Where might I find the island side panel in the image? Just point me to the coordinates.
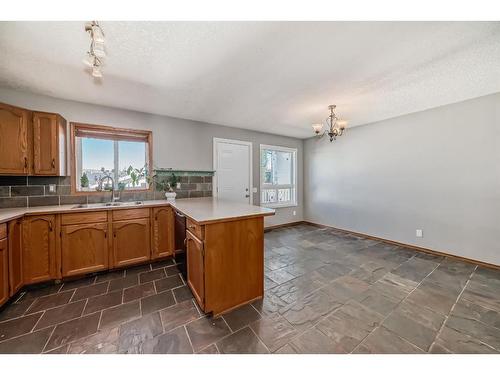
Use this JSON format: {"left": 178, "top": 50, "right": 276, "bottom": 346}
{"left": 204, "top": 216, "right": 264, "bottom": 315}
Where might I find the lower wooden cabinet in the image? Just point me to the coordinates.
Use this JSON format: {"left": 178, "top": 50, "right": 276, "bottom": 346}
{"left": 61, "top": 223, "right": 109, "bottom": 277}
{"left": 0, "top": 238, "right": 8, "bottom": 306}
{"left": 151, "top": 207, "right": 174, "bottom": 259}
{"left": 22, "top": 215, "right": 57, "bottom": 285}
{"left": 8, "top": 219, "right": 23, "bottom": 296}
{"left": 113, "top": 218, "right": 151, "bottom": 268}
{"left": 186, "top": 230, "right": 205, "bottom": 309}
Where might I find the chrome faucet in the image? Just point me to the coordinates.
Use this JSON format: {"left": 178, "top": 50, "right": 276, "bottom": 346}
{"left": 99, "top": 175, "right": 120, "bottom": 204}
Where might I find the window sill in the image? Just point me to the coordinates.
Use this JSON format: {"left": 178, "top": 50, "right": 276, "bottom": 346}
{"left": 261, "top": 203, "right": 298, "bottom": 209}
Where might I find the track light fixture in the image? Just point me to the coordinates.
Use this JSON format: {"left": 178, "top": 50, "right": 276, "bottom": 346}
{"left": 83, "top": 21, "right": 106, "bottom": 79}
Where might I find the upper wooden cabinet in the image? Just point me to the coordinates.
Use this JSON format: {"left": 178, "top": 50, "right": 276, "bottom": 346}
{"left": 22, "top": 215, "right": 57, "bottom": 285}
{"left": 33, "top": 112, "right": 67, "bottom": 176}
{"left": 8, "top": 219, "right": 23, "bottom": 296}
{"left": 112, "top": 218, "right": 151, "bottom": 268}
{"left": 152, "top": 207, "right": 174, "bottom": 259}
{"left": 0, "top": 102, "right": 30, "bottom": 175}
{"left": 0, "top": 102, "right": 67, "bottom": 176}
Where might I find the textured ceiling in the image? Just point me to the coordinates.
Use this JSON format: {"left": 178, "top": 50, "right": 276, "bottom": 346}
{"left": 1, "top": 21, "right": 499, "bottom": 138}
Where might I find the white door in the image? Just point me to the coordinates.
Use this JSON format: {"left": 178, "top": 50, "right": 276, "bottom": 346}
{"left": 213, "top": 138, "right": 252, "bottom": 204}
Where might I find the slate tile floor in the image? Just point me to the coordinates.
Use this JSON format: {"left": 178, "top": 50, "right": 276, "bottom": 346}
{"left": 1, "top": 224, "right": 500, "bottom": 354}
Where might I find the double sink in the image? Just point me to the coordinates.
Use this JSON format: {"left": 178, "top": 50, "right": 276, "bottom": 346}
{"left": 72, "top": 201, "right": 144, "bottom": 209}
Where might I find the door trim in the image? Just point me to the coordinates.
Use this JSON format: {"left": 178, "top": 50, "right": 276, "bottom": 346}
{"left": 213, "top": 137, "right": 253, "bottom": 205}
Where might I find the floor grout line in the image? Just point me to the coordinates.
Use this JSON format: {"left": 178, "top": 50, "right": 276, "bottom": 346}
{"left": 349, "top": 257, "right": 443, "bottom": 353}
{"left": 425, "top": 265, "right": 499, "bottom": 353}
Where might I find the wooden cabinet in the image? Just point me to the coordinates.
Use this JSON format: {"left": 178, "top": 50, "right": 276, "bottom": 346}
{"left": 61, "top": 223, "right": 109, "bottom": 277}
{"left": 32, "top": 112, "right": 66, "bottom": 176}
{"left": 186, "top": 230, "right": 205, "bottom": 310}
{"left": 0, "top": 102, "right": 67, "bottom": 176}
{"left": 22, "top": 215, "right": 57, "bottom": 284}
{"left": 8, "top": 219, "right": 23, "bottom": 296}
{"left": 0, "top": 102, "right": 30, "bottom": 175}
{"left": 112, "top": 218, "right": 151, "bottom": 268}
{"left": 152, "top": 207, "right": 174, "bottom": 259}
{"left": 0, "top": 224, "right": 8, "bottom": 307}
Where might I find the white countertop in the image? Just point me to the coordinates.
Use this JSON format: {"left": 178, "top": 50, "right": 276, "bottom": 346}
{"left": 0, "top": 197, "right": 275, "bottom": 225}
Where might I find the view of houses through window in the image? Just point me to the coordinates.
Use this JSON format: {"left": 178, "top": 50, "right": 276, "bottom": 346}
{"left": 73, "top": 124, "right": 151, "bottom": 192}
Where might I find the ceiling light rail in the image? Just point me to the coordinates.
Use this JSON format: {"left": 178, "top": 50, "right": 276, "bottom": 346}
{"left": 82, "top": 21, "right": 106, "bottom": 78}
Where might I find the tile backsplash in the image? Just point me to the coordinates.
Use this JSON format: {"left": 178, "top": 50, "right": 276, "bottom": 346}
{"left": 0, "top": 174, "right": 212, "bottom": 209}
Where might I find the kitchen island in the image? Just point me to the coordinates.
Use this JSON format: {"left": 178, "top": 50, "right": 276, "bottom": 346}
{"left": 0, "top": 198, "right": 274, "bottom": 316}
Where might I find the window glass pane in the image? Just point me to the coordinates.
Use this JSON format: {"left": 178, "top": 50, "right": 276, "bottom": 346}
{"left": 277, "top": 188, "right": 292, "bottom": 203}
{"left": 261, "top": 189, "right": 277, "bottom": 204}
{"left": 275, "top": 151, "right": 292, "bottom": 185}
{"left": 78, "top": 137, "right": 114, "bottom": 191}
{"left": 261, "top": 149, "right": 293, "bottom": 186}
{"left": 118, "top": 141, "right": 148, "bottom": 189}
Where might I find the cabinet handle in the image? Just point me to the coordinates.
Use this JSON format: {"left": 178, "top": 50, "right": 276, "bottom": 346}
{"left": 104, "top": 231, "right": 107, "bottom": 238}
{"left": 51, "top": 158, "right": 56, "bottom": 169}
{"left": 24, "top": 157, "right": 28, "bottom": 170}
{"left": 48, "top": 221, "right": 53, "bottom": 232}
{"left": 155, "top": 214, "right": 158, "bottom": 221}
{"left": 188, "top": 225, "right": 195, "bottom": 229}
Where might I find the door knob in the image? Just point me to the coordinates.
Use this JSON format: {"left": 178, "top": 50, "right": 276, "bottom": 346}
{"left": 245, "top": 194, "right": 250, "bottom": 198}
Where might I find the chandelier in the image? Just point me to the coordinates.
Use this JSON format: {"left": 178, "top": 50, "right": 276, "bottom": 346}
{"left": 312, "top": 104, "right": 347, "bottom": 142}
{"left": 82, "top": 21, "right": 106, "bottom": 78}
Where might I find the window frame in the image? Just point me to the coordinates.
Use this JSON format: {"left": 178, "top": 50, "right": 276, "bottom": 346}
{"left": 259, "top": 144, "right": 297, "bottom": 208}
{"left": 70, "top": 122, "right": 153, "bottom": 195}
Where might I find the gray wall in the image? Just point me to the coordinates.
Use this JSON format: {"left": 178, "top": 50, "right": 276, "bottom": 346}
{"left": 0, "top": 87, "right": 303, "bottom": 227}
{"left": 304, "top": 93, "right": 500, "bottom": 265}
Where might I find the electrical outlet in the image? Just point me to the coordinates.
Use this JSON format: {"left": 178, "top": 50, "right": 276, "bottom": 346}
{"left": 416, "top": 229, "right": 423, "bottom": 238}
{"left": 293, "top": 210, "right": 296, "bottom": 216}
{"left": 252, "top": 187, "right": 258, "bottom": 193}
{"left": 48, "top": 184, "right": 56, "bottom": 193}
{"left": 176, "top": 182, "right": 181, "bottom": 189}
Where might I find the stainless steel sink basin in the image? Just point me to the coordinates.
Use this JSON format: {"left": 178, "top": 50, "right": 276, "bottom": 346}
{"left": 72, "top": 201, "right": 143, "bottom": 209}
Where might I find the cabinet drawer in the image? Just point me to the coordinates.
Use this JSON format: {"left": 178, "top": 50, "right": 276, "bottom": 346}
{"left": 0, "top": 223, "right": 6, "bottom": 240}
{"left": 112, "top": 208, "right": 150, "bottom": 221}
{"left": 187, "top": 217, "right": 204, "bottom": 240}
{"left": 61, "top": 211, "right": 108, "bottom": 225}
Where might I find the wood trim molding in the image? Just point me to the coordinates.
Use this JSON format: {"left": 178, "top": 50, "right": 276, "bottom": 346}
{"left": 264, "top": 221, "right": 307, "bottom": 232}
{"left": 304, "top": 221, "right": 500, "bottom": 271}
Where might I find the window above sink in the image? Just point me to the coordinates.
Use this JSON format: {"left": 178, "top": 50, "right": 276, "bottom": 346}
{"left": 70, "top": 123, "right": 153, "bottom": 195}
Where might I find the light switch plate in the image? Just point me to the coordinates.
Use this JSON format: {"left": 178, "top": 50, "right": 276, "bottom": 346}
{"left": 252, "top": 187, "right": 258, "bottom": 193}
{"left": 416, "top": 229, "right": 423, "bottom": 238}
{"left": 48, "top": 184, "right": 56, "bottom": 193}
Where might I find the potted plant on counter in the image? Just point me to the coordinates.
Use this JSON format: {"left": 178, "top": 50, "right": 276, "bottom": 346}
{"left": 148, "top": 172, "right": 178, "bottom": 201}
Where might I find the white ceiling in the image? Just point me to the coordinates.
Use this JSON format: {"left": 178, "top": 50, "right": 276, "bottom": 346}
{"left": 1, "top": 21, "right": 499, "bottom": 138}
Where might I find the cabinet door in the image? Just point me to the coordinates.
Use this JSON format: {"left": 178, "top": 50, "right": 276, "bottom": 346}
{"left": 0, "top": 103, "right": 29, "bottom": 175}
{"left": 112, "top": 218, "right": 150, "bottom": 268}
{"left": 33, "top": 112, "right": 58, "bottom": 175}
{"left": 0, "top": 238, "right": 8, "bottom": 307}
{"left": 151, "top": 207, "right": 174, "bottom": 259}
{"left": 61, "top": 223, "right": 109, "bottom": 277}
{"left": 22, "top": 215, "right": 57, "bottom": 284}
{"left": 8, "top": 219, "right": 23, "bottom": 296}
{"left": 186, "top": 230, "right": 205, "bottom": 310}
